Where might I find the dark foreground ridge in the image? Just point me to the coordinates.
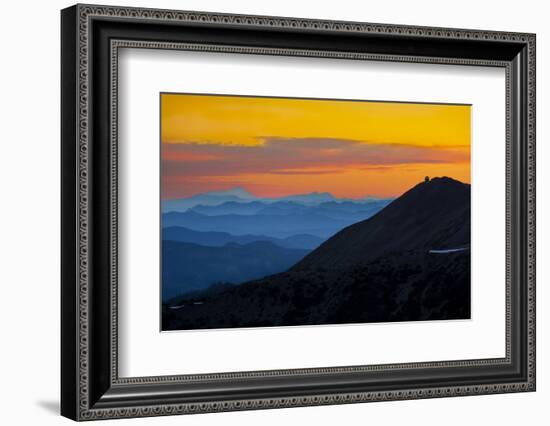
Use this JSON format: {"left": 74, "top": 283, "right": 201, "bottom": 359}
{"left": 163, "top": 177, "right": 471, "bottom": 330}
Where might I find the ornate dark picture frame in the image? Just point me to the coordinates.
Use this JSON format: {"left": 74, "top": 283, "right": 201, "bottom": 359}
{"left": 61, "top": 4, "right": 536, "bottom": 421}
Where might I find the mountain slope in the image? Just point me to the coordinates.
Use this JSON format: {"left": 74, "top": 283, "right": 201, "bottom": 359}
{"left": 294, "top": 177, "right": 470, "bottom": 270}
{"left": 163, "top": 250, "right": 470, "bottom": 329}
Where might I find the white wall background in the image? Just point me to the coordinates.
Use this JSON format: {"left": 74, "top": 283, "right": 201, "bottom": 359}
{"left": 0, "top": 0, "right": 546, "bottom": 424}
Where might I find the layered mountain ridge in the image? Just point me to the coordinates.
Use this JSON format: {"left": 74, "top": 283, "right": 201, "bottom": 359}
{"left": 161, "top": 189, "right": 393, "bottom": 299}
{"left": 162, "top": 187, "right": 393, "bottom": 212}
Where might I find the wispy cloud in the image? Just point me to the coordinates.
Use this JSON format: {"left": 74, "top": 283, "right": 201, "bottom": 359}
{"left": 162, "top": 137, "right": 468, "bottom": 179}
{"left": 266, "top": 169, "right": 343, "bottom": 175}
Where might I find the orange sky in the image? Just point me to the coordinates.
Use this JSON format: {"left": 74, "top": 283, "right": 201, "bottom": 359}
{"left": 161, "top": 93, "right": 471, "bottom": 199}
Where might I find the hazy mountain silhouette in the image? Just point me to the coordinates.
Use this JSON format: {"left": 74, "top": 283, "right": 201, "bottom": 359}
{"left": 162, "top": 188, "right": 393, "bottom": 213}
{"left": 185, "top": 199, "right": 392, "bottom": 224}
{"left": 162, "top": 199, "right": 392, "bottom": 239}
{"left": 163, "top": 177, "right": 471, "bottom": 330}
{"left": 274, "top": 191, "right": 335, "bottom": 205}
{"left": 162, "top": 240, "right": 310, "bottom": 300}
{"left": 162, "top": 210, "right": 353, "bottom": 239}
{"left": 190, "top": 201, "right": 268, "bottom": 216}
{"left": 162, "top": 187, "right": 256, "bottom": 212}
{"left": 163, "top": 226, "right": 324, "bottom": 250}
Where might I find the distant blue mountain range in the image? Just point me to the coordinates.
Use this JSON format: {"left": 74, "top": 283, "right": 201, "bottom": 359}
{"left": 162, "top": 187, "right": 391, "bottom": 212}
{"left": 188, "top": 199, "right": 389, "bottom": 221}
{"left": 162, "top": 189, "right": 392, "bottom": 239}
{"left": 161, "top": 188, "right": 394, "bottom": 299}
{"left": 163, "top": 210, "right": 355, "bottom": 239}
{"left": 163, "top": 226, "right": 323, "bottom": 250}
{"left": 163, "top": 187, "right": 256, "bottom": 212}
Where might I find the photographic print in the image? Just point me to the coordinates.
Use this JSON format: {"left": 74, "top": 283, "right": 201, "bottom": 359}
{"left": 61, "top": 7, "right": 536, "bottom": 418}
{"left": 160, "top": 93, "right": 471, "bottom": 331}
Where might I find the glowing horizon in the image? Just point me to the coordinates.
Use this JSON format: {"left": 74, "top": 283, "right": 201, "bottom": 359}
{"left": 161, "top": 93, "right": 471, "bottom": 199}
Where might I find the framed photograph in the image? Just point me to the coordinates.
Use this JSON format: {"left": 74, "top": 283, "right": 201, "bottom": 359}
{"left": 61, "top": 4, "right": 536, "bottom": 421}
